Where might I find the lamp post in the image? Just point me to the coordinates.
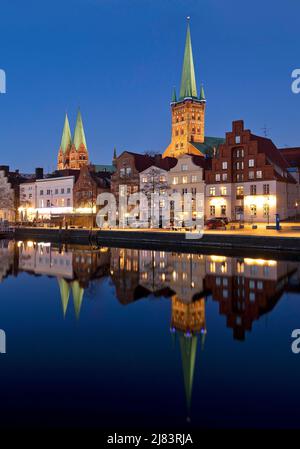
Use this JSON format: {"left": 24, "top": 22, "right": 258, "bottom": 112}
{"left": 295, "top": 201, "right": 298, "bottom": 221}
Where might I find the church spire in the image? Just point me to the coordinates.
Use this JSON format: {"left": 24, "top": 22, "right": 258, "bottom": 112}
{"left": 73, "top": 109, "right": 87, "bottom": 151}
{"left": 199, "top": 83, "right": 206, "bottom": 102}
{"left": 60, "top": 113, "right": 72, "bottom": 154}
{"left": 179, "top": 18, "right": 198, "bottom": 100}
{"left": 171, "top": 86, "right": 177, "bottom": 103}
{"left": 179, "top": 334, "right": 198, "bottom": 414}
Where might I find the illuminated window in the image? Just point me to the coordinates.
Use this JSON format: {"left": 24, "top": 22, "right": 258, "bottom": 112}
{"left": 249, "top": 159, "right": 254, "bottom": 167}
{"left": 237, "top": 260, "right": 244, "bottom": 273}
{"left": 263, "top": 204, "right": 269, "bottom": 218}
{"left": 250, "top": 204, "right": 257, "bottom": 216}
{"left": 209, "top": 262, "right": 216, "bottom": 273}
{"left": 215, "top": 174, "right": 221, "bottom": 182}
{"left": 142, "top": 176, "right": 147, "bottom": 183}
{"left": 159, "top": 175, "right": 166, "bottom": 182}
{"left": 222, "top": 173, "right": 227, "bottom": 181}
{"left": 221, "top": 262, "right": 227, "bottom": 273}
{"left": 172, "top": 177, "right": 178, "bottom": 185}
{"left": 191, "top": 175, "right": 197, "bottom": 183}
{"left": 256, "top": 170, "right": 262, "bottom": 179}
{"left": 220, "top": 186, "right": 227, "bottom": 195}
{"left": 222, "top": 161, "right": 227, "bottom": 170}
{"left": 182, "top": 176, "right": 188, "bottom": 184}
{"left": 235, "top": 136, "right": 241, "bottom": 144}
{"left": 236, "top": 186, "right": 244, "bottom": 196}
{"left": 209, "top": 187, "right": 216, "bottom": 196}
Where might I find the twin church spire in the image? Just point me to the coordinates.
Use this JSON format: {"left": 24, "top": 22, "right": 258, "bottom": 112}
{"left": 57, "top": 110, "right": 89, "bottom": 170}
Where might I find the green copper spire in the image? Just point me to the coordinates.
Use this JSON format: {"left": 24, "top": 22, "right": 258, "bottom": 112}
{"left": 199, "top": 84, "right": 206, "bottom": 101}
{"left": 72, "top": 281, "right": 84, "bottom": 319}
{"left": 73, "top": 109, "right": 87, "bottom": 151}
{"left": 172, "top": 86, "right": 177, "bottom": 103}
{"left": 60, "top": 114, "right": 72, "bottom": 154}
{"left": 58, "top": 278, "right": 70, "bottom": 317}
{"left": 179, "top": 334, "right": 198, "bottom": 413}
{"left": 179, "top": 20, "right": 198, "bottom": 100}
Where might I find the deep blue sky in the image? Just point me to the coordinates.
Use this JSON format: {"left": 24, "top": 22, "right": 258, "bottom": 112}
{"left": 0, "top": 0, "right": 299, "bottom": 172}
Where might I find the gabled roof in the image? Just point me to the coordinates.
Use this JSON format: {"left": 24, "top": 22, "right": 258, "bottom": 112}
{"left": 279, "top": 147, "right": 300, "bottom": 168}
{"left": 250, "top": 134, "right": 290, "bottom": 171}
{"left": 119, "top": 151, "right": 177, "bottom": 173}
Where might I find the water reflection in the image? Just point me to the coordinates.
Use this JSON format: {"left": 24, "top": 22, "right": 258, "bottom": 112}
{"left": 0, "top": 240, "right": 298, "bottom": 338}
{"left": 1, "top": 239, "right": 300, "bottom": 423}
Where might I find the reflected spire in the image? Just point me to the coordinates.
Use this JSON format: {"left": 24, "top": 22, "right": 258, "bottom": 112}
{"left": 179, "top": 334, "right": 198, "bottom": 414}
{"left": 72, "top": 281, "right": 84, "bottom": 319}
{"left": 58, "top": 278, "right": 70, "bottom": 317}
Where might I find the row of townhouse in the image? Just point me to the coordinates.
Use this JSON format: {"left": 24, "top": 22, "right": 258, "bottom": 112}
{"left": 111, "top": 120, "right": 300, "bottom": 224}
{"left": 18, "top": 165, "right": 112, "bottom": 225}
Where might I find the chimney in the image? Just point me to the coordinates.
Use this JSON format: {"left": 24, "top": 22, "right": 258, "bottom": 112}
{"left": 35, "top": 167, "right": 44, "bottom": 179}
{"left": 0, "top": 165, "right": 9, "bottom": 176}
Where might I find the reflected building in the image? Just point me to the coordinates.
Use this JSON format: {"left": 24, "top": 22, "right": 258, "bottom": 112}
{"left": 204, "top": 255, "right": 298, "bottom": 340}
{"left": 0, "top": 240, "right": 16, "bottom": 282}
{"left": 1, "top": 240, "right": 299, "bottom": 337}
{"left": 110, "top": 248, "right": 142, "bottom": 304}
{"left": 18, "top": 241, "right": 73, "bottom": 279}
{"left": 17, "top": 241, "right": 110, "bottom": 318}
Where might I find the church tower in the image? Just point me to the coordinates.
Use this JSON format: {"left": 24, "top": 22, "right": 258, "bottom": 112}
{"left": 163, "top": 19, "right": 206, "bottom": 159}
{"left": 69, "top": 110, "right": 89, "bottom": 170}
{"left": 57, "top": 114, "right": 72, "bottom": 170}
{"left": 57, "top": 110, "right": 89, "bottom": 170}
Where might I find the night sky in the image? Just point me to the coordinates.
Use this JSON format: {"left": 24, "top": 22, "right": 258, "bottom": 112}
{"left": 0, "top": 0, "right": 299, "bottom": 172}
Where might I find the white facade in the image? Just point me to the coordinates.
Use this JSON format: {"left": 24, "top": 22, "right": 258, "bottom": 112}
{"left": 19, "top": 176, "right": 74, "bottom": 220}
{"left": 205, "top": 179, "right": 299, "bottom": 223}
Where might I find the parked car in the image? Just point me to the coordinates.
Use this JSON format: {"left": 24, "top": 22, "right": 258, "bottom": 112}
{"left": 205, "top": 217, "right": 228, "bottom": 229}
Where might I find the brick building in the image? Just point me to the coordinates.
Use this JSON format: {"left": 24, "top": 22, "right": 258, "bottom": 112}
{"left": 57, "top": 111, "right": 89, "bottom": 170}
{"left": 205, "top": 120, "right": 299, "bottom": 222}
{"left": 73, "top": 165, "right": 111, "bottom": 226}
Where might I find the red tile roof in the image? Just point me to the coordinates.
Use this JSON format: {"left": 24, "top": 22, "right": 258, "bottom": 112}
{"left": 250, "top": 134, "right": 290, "bottom": 171}
{"left": 123, "top": 151, "right": 177, "bottom": 172}
{"left": 279, "top": 147, "right": 300, "bottom": 168}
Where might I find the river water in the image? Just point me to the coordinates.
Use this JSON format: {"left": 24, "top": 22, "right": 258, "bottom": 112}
{"left": 0, "top": 239, "right": 299, "bottom": 429}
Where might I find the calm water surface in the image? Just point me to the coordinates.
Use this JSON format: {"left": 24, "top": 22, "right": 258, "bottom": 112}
{"left": 0, "top": 239, "right": 300, "bottom": 429}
